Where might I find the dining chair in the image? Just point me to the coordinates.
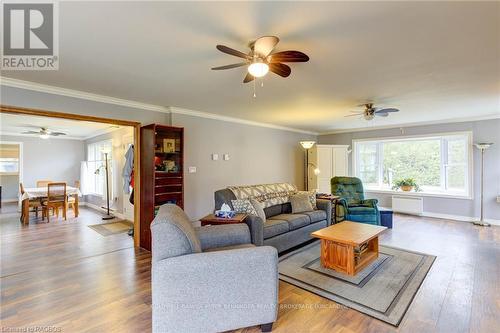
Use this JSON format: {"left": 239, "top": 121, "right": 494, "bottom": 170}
{"left": 36, "top": 180, "right": 54, "bottom": 188}
{"left": 19, "top": 183, "right": 42, "bottom": 218}
{"left": 42, "top": 183, "right": 67, "bottom": 222}
{"left": 67, "top": 180, "right": 80, "bottom": 216}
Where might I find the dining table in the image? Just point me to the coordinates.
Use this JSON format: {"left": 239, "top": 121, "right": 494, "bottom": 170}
{"left": 19, "top": 186, "right": 82, "bottom": 224}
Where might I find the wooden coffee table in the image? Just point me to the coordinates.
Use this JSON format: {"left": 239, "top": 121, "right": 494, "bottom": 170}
{"left": 311, "top": 221, "right": 387, "bottom": 276}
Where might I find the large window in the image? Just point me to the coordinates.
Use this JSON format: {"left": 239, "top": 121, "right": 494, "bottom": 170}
{"left": 0, "top": 144, "right": 20, "bottom": 174}
{"left": 353, "top": 132, "right": 472, "bottom": 197}
{"left": 87, "top": 140, "right": 113, "bottom": 196}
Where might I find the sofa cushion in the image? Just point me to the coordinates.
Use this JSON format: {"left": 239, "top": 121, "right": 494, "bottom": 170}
{"left": 269, "top": 214, "right": 310, "bottom": 231}
{"left": 290, "top": 193, "right": 313, "bottom": 213}
{"left": 348, "top": 206, "right": 377, "bottom": 215}
{"left": 303, "top": 210, "right": 327, "bottom": 223}
{"left": 231, "top": 199, "right": 258, "bottom": 215}
{"left": 264, "top": 204, "right": 283, "bottom": 218}
{"left": 250, "top": 198, "right": 266, "bottom": 222}
{"left": 263, "top": 219, "right": 290, "bottom": 239}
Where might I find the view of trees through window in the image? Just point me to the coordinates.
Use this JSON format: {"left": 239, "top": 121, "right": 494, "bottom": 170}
{"left": 354, "top": 133, "right": 470, "bottom": 195}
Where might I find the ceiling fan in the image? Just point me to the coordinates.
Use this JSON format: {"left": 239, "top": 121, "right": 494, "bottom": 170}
{"left": 21, "top": 127, "right": 67, "bottom": 139}
{"left": 212, "top": 36, "right": 309, "bottom": 83}
{"left": 345, "top": 103, "right": 400, "bottom": 121}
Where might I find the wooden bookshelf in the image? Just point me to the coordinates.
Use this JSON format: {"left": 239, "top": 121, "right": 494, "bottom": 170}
{"left": 139, "top": 124, "right": 184, "bottom": 250}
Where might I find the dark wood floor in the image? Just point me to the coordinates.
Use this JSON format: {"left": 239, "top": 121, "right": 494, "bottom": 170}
{"left": 1, "top": 204, "right": 498, "bottom": 333}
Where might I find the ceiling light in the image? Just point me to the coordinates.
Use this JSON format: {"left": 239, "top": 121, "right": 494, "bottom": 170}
{"left": 248, "top": 61, "right": 269, "bottom": 78}
{"left": 40, "top": 133, "right": 49, "bottom": 139}
{"left": 364, "top": 113, "right": 375, "bottom": 121}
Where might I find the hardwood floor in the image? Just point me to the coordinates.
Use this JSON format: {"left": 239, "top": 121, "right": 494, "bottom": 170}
{"left": 1, "top": 204, "right": 498, "bottom": 333}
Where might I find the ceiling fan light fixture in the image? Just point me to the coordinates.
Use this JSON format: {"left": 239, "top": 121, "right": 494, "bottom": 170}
{"left": 248, "top": 61, "right": 269, "bottom": 78}
{"left": 40, "top": 133, "right": 50, "bottom": 139}
{"left": 364, "top": 113, "right": 375, "bottom": 121}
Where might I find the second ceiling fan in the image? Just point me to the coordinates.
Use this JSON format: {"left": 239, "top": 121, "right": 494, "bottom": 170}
{"left": 212, "top": 36, "right": 309, "bottom": 83}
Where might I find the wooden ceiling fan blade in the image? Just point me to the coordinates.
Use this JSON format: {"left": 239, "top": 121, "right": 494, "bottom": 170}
{"left": 216, "top": 45, "right": 250, "bottom": 59}
{"left": 253, "top": 36, "right": 280, "bottom": 57}
{"left": 243, "top": 73, "right": 255, "bottom": 83}
{"left": 211, "top": 62, "right": 248, "bottom": 70}
{"left": 376, "top": 108, "right": 399, "bottom": 113}
{"left": 269, "top": 63, "right": 291, "bottom": 77}
{"left": 268, "top": 51, "right": 309, "bottom": 63}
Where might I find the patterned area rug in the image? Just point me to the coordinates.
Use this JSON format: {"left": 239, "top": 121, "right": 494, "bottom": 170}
{"left": 88, "top": 220, "right": 133, "bottom": 236}
{"left": 279, "top": 241, "right": 435, "bottom": 326}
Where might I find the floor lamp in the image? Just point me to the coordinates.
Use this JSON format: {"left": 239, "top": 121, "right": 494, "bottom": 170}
{"left": 300, "top": 141, "right": 316, "bottom": 190}
{"left": 473, "top": 142, "right": 493, "bottom": 227}
{"left": 95, "top": 151, "right": 114, "bottom": 220}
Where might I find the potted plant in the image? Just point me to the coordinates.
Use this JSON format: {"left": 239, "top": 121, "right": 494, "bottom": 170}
{"left": 392, "top": 178, "right": 420, "bottom": 192}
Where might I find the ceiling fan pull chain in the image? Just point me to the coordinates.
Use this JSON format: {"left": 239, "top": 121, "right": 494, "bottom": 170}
{"left": 253, "top": 79, "right": 256, "bottom": 98}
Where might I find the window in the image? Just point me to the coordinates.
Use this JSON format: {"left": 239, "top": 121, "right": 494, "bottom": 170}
{"left": 0, "top": 144, "right": 20, "bottom": 174}
{"left": 86, "top": 140, "right": 112, "bottom": 196}
{"left": 353, "top": 132, "right": 472, "bottom": 197}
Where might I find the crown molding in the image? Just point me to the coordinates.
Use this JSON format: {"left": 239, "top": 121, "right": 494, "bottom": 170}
{"left": 169, "top": 107, "right": 318, "bottom": 135}
{"left": 319, "top": 113, "right": 500, "bottom": 135}
{"left": 1, "top": 77, "right": 318, "bottom": 135}
{"left": 0, "top": 77, "right": 169, "bottom": 113}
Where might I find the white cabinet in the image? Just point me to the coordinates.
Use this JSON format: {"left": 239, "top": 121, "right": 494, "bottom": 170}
{"left": 307, "top": 145, "right": 349, "bottom": 193}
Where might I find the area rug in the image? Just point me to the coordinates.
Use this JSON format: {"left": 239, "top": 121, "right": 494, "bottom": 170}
{"left": 88, "top": 220, "right": 133, "bottom": 236}
{"left": 278, "top": 241, "right": 435, "bottom": 326}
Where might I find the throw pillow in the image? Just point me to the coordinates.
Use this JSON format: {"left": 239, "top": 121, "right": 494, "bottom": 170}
{"left": 231, "top": 199, "right": 258, "bottom": 216}
{"left": 290, "top": 193, "right": 314, "bottom": 213}
{"left": 297, "top": 190, "right": 317, "bottom": 209}
{"left": 250, "top": 198, "right": 266, "bottom": 222}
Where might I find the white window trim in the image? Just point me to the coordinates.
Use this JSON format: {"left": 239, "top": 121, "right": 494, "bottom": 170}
{"left": 352, "top": 131, "right": 473, "bottom": 200}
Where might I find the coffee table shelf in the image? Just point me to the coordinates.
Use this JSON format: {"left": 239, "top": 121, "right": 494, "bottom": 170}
{"left": 312, "top": 221, "right": 387, "bottom": 276}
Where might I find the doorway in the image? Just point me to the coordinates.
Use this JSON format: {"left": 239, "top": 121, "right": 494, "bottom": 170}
{"left": 0, "top": 105, "right": 141, "bottom": 247}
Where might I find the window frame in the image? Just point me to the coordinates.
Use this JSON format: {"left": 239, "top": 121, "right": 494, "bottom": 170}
{"left": 352, "top": 131, "right": 473, "bottom": 200}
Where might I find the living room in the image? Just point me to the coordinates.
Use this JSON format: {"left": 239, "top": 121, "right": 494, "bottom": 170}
{"left": 0, "top": 1, "right": 499, "bottom": 333}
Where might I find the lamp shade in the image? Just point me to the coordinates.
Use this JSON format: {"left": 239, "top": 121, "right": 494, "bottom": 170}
{"left": 474, "top": 143, "right": 493, "bottom": 150}
{"left": 300, "top": 141, "right": 316, "bottom": 149}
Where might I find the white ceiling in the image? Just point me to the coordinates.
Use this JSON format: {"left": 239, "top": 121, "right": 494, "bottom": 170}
{"left": 0, "top": 113, "right": 122, "bottom": 140}
{"left": 1, "top": 1, "right": 499, "bottom": 133}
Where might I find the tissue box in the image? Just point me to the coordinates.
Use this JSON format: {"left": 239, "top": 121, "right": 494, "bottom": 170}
{"left": 215, "top": 210, "right": 236, "bottom": 218}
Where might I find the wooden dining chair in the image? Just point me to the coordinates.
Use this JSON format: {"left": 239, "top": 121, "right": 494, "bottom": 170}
{"left": 42, "top": 183, "right": 67, "bottom": 222}
{"left": 67, "top": 180, "right": 80, "bottom": 216}
{"left": 19, "top": 183, "right": 42, "bottom": 218}
{"left": 36, "top": 180, "right": 54, "bottom": 188}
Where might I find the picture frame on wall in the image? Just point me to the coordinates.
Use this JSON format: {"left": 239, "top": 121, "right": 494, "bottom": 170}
{"left": 163, "top": 139, "right": 176, "bottom": 153}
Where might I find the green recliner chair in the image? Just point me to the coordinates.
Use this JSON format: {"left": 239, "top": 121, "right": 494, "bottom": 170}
{"left": 331, "top": 176, "right": 380, "bottom": 225}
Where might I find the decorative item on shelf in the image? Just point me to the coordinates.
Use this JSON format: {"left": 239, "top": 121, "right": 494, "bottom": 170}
{"left": 473, "top": 142, "right": 494, "bottom": 227}
{"left": 163, "top": 139, "right": 176, "bottom": 153}
{"left": 392, "top": 178, "right": 420, "bottom": 192}
{"left": 164, "top": 160, "right": 176, "bottom": 172}
{"left": 215, "top": 203, "right": 236, "bottom": 218}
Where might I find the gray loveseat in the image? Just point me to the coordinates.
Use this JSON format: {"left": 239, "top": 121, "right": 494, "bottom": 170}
{"left": 215, "top": 187, "right": 332, "bottom": 253}
{"left": 151, "top": 204, "right": 278, "bottom": 333}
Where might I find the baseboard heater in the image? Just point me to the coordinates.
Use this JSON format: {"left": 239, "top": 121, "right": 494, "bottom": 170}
{"left": 392, "top": 196, "right": 423, "bottom": 215}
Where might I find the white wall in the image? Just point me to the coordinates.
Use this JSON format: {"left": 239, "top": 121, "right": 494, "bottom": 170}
{"left": 319, "top": 118, "right": 500, "bottom": 221}
{"left": 1, "top": 86, "right": 313, "bottom": 221}
{"left": 0, "top": 135, "right": 85, "bottom": 198}
{"left": 171, "top": 113, "right": 313, "bottom": 219}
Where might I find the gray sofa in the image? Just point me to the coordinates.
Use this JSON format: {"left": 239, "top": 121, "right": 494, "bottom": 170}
{"left": 215, "top": 188, "right": 332, "bottom": 253}
{"left": 151, "top": 204, "right": 278, "bottom": 333}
